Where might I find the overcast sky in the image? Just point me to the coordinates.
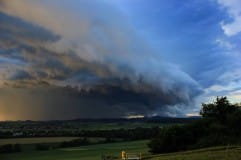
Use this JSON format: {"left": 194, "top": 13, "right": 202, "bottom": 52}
{"left": 0, "top": 0, "right": 240, "bottom": 120}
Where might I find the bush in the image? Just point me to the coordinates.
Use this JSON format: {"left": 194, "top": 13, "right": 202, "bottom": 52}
{"left": 59, "top": 138, "right": 90, "bottom": 148}
{"left": 35, "top": 144, "right": 50, "bottom": 151}
{"left": 0, "top": 144, "right": 13, "bottom": 153}
{"left": 148, "top": 97, "right": 241, "bottom": 154}
{"left": 0, "top": 144, "right": 21, "bottom": 153}
{"left": 194, "top": 135, "right": 228, "bottom": 148}
{"left": 200, "top": 97, "right": 237, "bottom": 122}
{"left": 148, "top": 125, "right": 194, "bottom": 153}
{"left": 13, "top": 144, "right": 21, "bottom": 152}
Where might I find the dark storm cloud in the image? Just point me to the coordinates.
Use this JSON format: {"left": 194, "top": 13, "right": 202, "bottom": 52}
{"left": 0, "top": 12, "right": 59, "bottom": 42}
{"left": 0, "top": 1, "right": 204, "bottom": 120}
{"left": 8, "top": 70, "right": 33, "bottom": 80}
{"left": 0, "top": 83, "right": 201, "bottom": 120}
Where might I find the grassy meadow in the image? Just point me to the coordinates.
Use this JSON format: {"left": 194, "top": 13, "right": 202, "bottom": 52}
{"left": 1, "top": 139, "right": 241, "bottom": 160}
{"left": 148, "top": 146, "right": 241, "bottom": 160}
{"left": 0, "top": 140, "right": 149, "bottom": 160}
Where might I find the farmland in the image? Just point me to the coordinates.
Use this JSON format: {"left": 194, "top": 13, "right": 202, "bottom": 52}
{"left": 0, "top": 140, "right": 149, "bottom": 160}
{"left": 0, "top": 118, "right": 191, "bottom": 160}
{"left": 2, "top": 114, "right": 241, "bottom": 160}
{"left": 1, "top": 140, "right": 241, "bottom": 160}
{"left": 0, "top": 118, "right": 196, "bottom": 138}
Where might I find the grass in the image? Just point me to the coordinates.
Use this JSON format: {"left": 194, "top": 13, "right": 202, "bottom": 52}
{"left": 1, "top": 139, "right": 241, "bottom": 160}
{"left": 0, "top": 140, "right": 149, "bottom": 160}
{"left": 147, "top": 146, "right": 241, "bottom": 160}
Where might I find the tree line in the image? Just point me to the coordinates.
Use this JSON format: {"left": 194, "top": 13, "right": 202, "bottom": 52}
{"left": 148, "top": 97, "right": 241, "bottom": 153}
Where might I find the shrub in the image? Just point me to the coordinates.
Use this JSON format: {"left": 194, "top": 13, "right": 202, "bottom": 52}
{"left": 148, "top": 97, "right": 241, "bottom": 154}
{"left": 13, "top": 144, "right": 21, "bottom": 152}
{"left": 148, "top": 125, "right": 194, "bottom": 153}
{"left": 59, "top": 138, "right": 90, "bottom": 148}
{"left": 35, "top": 144, "right": 50, "bottom": 151}
{"left": 0, "top": 144, "right": 21, "bottom": 153}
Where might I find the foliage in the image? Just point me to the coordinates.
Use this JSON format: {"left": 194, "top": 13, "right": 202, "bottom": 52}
{"left": 148, "top": 125, "right": 194, "bottom": 153}
{"left": 59, "top": 138, "right": 90, "bottom": 148}
{"left": 35, "top": 143, "right": 50, "bottom": 151}
{"left": 200, "top": 97, "right": 237, "bottom": 121}
{"left": 149, "top": 96, "right": 241, "bottom": 154}
{"left": 0, "top": 144, "right": 22, "bottom": 153}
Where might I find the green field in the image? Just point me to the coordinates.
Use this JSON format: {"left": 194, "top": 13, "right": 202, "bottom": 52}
{"left": 1, "top": 140, "right": 241, "bottom": 160}
{"left": 147, "top": 146, "right": 241, "bottom": 160}
{"left": 0, "top": 140, "right": 149, "bottom": 160}
{"left": 0, "top": 137, "right": 79, "bottom": 145}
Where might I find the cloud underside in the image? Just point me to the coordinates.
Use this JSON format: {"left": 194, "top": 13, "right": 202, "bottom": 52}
{"left": 0, "top": 1, "right": 203, "bottom": 120}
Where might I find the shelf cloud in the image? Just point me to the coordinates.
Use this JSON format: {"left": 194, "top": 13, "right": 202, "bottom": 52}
{"left": 1, "top": 0, "right": 239, "bottom": 120}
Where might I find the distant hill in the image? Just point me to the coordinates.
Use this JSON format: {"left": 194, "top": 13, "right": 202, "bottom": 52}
{"left": 1, "top": 116, "right": 200, "bottom": 123}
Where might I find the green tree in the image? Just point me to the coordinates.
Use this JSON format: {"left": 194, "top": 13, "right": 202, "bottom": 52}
{"left": 200, "top": 96, "right": 237, "bottom": 121}
{"left": 148, "top": 97, "right": 241, "bottom": 154}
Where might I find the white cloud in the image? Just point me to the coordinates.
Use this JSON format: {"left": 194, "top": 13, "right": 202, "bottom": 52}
{"left": 227, "top": 90, "right": 241, "bottom": 103}
{"left": 215, "top": 38, "right": 234, "bottom": 49}
{"left": 203, "top": 67, "right": 241, "bottom": 105}
{"left": 217, "top": 0, "right": 241, "bottom": 36}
